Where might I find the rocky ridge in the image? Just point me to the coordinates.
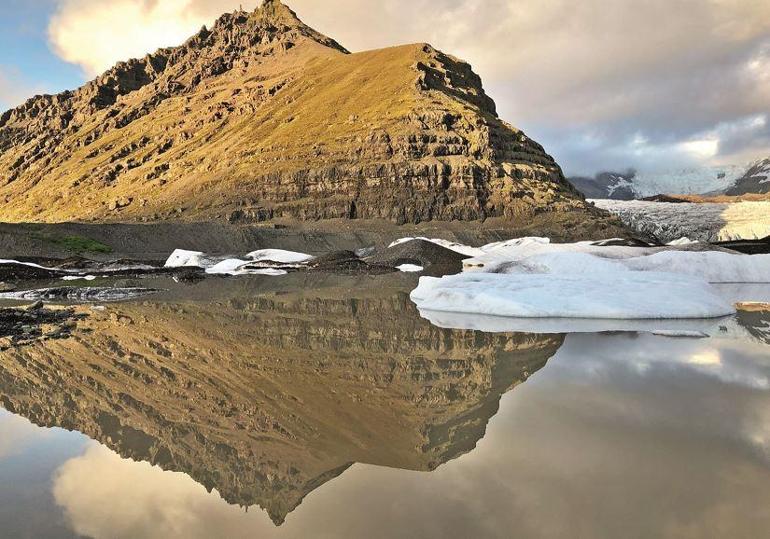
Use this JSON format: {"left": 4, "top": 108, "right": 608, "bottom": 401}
{"left": 0, "top": 0, "right": 622, "bottom": 238}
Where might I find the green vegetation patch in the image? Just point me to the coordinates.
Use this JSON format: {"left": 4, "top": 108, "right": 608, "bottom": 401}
{"left": 34, "top": 233, "right": 113, "bottom": 254}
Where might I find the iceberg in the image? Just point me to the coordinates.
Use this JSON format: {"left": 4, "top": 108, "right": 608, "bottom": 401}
{"left": 410, "top": 272, "right": 736, "bottom": 320}
{"left": 164, "top": 250, "right": 214, "bottom": 268}
{"left": 623, "top": 251, "right": 770, "bottom": 283}
{"left": 163, "top": 248, "right": 312, "bottom": 275}
{"left": 462, "top": 239, "right": 654, "bottom": 273}
{"left": 396, "top": 264, "right": 424, "bottom": 273}
{"left": 244, "top": 249, "right": 314, "bottom": 264}
{"left": 205, "top": 259, "right": 289, "bottom": 276}
{"left": 487, "top": 250, "right": 770, "bottom": 284}
{"left": 205, "top": 258, "right": 249, "bottom": 275}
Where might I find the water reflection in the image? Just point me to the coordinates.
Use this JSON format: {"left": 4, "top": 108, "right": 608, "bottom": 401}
{"left": 0, "top": 275, "right": 769, "bottom": 538}
{"left": 0, "top": 275, "right": 561, "bottom": 527}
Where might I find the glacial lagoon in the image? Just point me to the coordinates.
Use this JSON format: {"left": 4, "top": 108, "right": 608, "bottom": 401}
{"left": 0, "top": 273, "right": 769, "bottom": 538}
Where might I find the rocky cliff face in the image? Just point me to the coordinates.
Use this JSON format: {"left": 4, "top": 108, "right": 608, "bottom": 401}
{"left": 0, "top": 0, "right": 622, "bottom": 237}
{"left": 0, "top": 276, "right": 563, "bottom": 525}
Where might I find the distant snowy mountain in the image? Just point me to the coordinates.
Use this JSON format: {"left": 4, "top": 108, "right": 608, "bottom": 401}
{"left": 725, "top": 157, "right": 770, "bottom": 196}
{"left": 569, "top": 163, "right": 757, "bottom": 199}
{"left": 567, "top": 171, "right": 636, "bottom": 200}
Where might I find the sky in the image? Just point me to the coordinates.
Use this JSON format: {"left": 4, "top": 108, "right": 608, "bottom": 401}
{"left": 1, "top": 0, "right": 769, "bottom": 176}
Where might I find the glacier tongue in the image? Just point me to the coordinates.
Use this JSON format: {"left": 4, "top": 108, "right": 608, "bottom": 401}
{"left": 593, "top": 199, "right": 770, "bottom": 242}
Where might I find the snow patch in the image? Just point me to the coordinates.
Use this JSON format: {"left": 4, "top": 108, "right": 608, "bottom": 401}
{"left": 396, "top": 264, "right": 424, "bottom": 273}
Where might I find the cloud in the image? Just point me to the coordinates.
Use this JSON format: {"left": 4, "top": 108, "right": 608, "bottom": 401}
{"left": 46, "top": 0, "right": 770, "bottom": 174}
{"left": 0, "top": 410, "right": 50, "bottom": 459}
{"left": 48, "top": 0, "right": 260, "bottom": 77}
{"left": 50, "top": 333, "right": 770, "bottom": 538}
{"left": 52, "top": 443, "right": 279, "bottom": 539}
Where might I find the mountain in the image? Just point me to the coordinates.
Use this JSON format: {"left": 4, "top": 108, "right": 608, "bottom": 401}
{"left": 0, "top": 0, "right": 621, "bottom": 238}
{"left": 566, "top": 171, "right": 636, "bottom": 200}
{"left": 568, "top": 165, "right": 747, "bottom": 200}
{"left": 725, "top": 157, "right": 770, "bottom": 196}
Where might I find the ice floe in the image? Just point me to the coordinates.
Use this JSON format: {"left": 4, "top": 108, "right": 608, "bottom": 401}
{"left": 396, "top": 264, "right": 424, "bottom": 273}
{"left": 396, "top": 235, "right": 770, "bottom": 284}
{"left": 163, "top": 248, "right": 312, "bottom": 276}
{"left": 486, "top": 250, "right": 770, "bottom": 283}
{"left": 405, "top": 235, "right": 770, "bottom": 325}
{"left": 623, "top": 251, "right": 770, "bottom": 283}
{"left": 244, "top": 249, "right": 314, "bottom": 264}
{"left": 411, "top": 272, "right": 736, "bottom": 321}
{"left": 164, "top": 250, "right": 218, "bottom": 269}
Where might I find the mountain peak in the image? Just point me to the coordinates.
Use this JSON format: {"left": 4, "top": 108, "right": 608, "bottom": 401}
{"left": 198, "top": 0, "right": 348, "bottom": 55}
{"left": 0, "top": 2, "right": 625, "bottom": 238}
{"left": 258, "top": 0, "right": 299, "bottom": 20}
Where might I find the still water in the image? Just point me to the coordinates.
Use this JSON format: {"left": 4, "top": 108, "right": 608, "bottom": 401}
{"left": 0, "top": 274, "right": 768, "bottom": 538}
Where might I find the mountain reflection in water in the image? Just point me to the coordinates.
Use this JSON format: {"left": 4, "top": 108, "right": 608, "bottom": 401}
{"left": 0, "top": 274, "right": 769, "bottom": 539}
{"left": 0, "top": 274, "right": 561, "bottom": 526}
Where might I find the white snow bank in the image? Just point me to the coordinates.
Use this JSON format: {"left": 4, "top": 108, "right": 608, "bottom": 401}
{"left": 410, "top": 272, "right": 736, "bottom": 320}
{"left": 61, "top": 275, "right": 97, "bottom": 281}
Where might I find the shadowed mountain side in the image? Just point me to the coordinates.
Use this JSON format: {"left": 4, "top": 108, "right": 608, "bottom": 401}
{"left": 0, "top": 276, "right": 562, "bottom": 525}
{"left": 0, "top": 1, "right": 624, "bottom": 238}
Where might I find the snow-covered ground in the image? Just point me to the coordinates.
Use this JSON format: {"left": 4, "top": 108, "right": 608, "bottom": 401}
{"left": 593, "top": 199, "right": 770, "bottom": 242}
